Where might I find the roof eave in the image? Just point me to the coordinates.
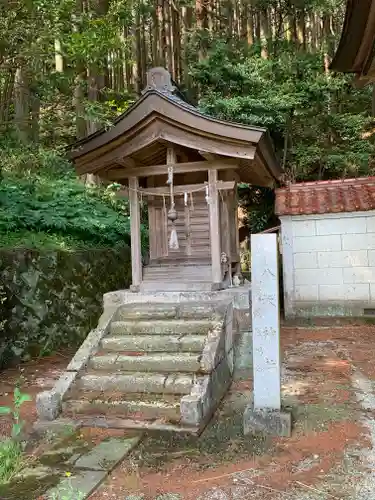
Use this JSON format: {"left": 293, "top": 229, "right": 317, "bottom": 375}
{"left": 257, "top": 132, "right": 283, "bottom": 183}
{"left": 69, "top": 92, "right": 149, "bottom": 159}
{"left": 331, "top": 0, "right": 375, "bottom": 75}
{"left": 69, "top": 89, "right": 269, "bottom": 161}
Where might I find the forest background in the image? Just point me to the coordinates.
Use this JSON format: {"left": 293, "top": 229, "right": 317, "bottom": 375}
{"left": 1, "top": 0, "right": 375, "bottom": 245}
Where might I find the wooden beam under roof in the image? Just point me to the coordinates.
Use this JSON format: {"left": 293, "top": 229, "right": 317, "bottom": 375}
{"left": 199, "top": 151, "right": 220, "bottom": 161}
{"left": 139, "top": 181, "right": 235, "bottom": 195}
{"left": 116, "top": 157, "right": 137, "bottom": 168}
{"left": 161, "top": 142, "right": 190, "bottom": 162}
{"left": 106, "top": 159, "right": 239, "bottom": 180}
{"left": 117, "top": 181, "right": 236, "bottom": 198}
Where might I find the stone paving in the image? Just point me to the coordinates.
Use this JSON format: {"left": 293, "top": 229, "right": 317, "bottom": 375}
{"left": 45, "top": 434, "right": 142, "bottom": 499}
{"left": 0, "top": 427, "right": 142, "bottom": 500}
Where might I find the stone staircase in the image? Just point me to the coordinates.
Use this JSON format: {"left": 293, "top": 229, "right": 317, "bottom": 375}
{"left": 38, "top": 301, "right": 235, "bottom": 434}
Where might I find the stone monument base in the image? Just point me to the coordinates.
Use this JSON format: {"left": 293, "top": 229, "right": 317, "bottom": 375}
{"left": 243, "top": 400, "right": 292, "bottom": 438}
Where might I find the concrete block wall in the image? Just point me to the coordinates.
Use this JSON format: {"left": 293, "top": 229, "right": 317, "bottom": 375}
{"left": 279, "top": 211, "right": 375, "bottom": 317}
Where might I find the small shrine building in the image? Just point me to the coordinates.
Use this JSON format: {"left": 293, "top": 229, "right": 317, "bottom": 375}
{"left": 70, "top": 68, "right": 282, "bottom": 292}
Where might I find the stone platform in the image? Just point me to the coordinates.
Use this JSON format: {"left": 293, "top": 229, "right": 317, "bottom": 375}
{"left": 101, "top": 286, "right": 251, "bottom": 333}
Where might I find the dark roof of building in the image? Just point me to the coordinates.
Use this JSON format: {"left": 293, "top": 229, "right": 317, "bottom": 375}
{"left": 275, "top": 177, "right": 375, "bottom": 216}
{"left": 330, "top": 0, "right": 375, "bottom": 84}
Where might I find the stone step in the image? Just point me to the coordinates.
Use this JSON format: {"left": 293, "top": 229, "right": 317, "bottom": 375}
{"left": 102, "top": 334, "right": 206, "bottom": 353}
{"left": 143, "top": 269, "right": 211, "bottom": 278}
{"left": 63, "top": 393, "right": 181, "bottom": 423}
{"left": 177, "top": 302, "right": 223, "bottom": 319}
{"left": 142, "top": 279, "right": 212, "bottom": 286}
{"left": 115, "top": 303, "right": 178, "bottom": 320}
{"left": 144, "top": 263, "right": 211, "bottom": 271}
{"left": 149, "top": 255, "right": 210, "bottom": 265}
{"left": 77, "top": 372, "right": 194, "bottom": 394}
{"left": 110, "top": 319, "right": 214, "bottom": 336}
{"left": 145, "top": 262, "right": 211, "bottom": 268}
{"left": 78, "top": 417, "right": 199, "bottom": 434}
{"left": 147, "top": 259, "right": 210, "bottom": 267}
{"left": 142, "top": 274, "right": 212, "bottom": 282}
{"left": 115, "top": 302, "right": 221, "bottom": 321}
{"left": 42, "top": 417, "right": 198, "bottom": 434}
{"left": 140, "top": 282, "right": 213, "bottom": 292}
{"left": 90, "top": 353, "right": 201, "bottom": 373}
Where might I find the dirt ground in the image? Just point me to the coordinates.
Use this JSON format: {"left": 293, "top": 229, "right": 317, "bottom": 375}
{"left": 90, "top": 324, "right": 375, "bottom": 500}
{"left": 2, "top": 325, "right": 375, "bottom": 499}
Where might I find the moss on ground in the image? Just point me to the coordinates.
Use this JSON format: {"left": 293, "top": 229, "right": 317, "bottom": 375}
{"left": 0, "top": 470, "right": 61, "bottom": 500}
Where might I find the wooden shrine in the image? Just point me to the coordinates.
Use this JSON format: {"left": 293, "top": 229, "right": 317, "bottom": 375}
{"left": 70, "top": 68, "right": 282, "bottom": 292}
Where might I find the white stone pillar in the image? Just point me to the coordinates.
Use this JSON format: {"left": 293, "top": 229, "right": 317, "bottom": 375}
{"left": 243, "top": 233, "right": 291, "bottom": 437}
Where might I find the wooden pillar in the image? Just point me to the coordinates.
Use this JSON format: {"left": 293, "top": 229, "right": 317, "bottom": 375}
{"left": 234, "top": 185, "right": 241, "bottom": 263}
{"left": 208, "top": 169, "right": 222, "bottom": 285}
{"left": 220, "top": 192, "right": 231, "bottom": 259}
{"left": 129, "top": 176, "right": 142, "bottom": 291}
{"left": 167, "top": 146, "right": 177, "bottom": 165}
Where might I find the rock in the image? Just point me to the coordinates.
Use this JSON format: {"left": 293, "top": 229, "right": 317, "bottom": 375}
{"left": 36, "top": 390, "right": 61, "bottom": 421}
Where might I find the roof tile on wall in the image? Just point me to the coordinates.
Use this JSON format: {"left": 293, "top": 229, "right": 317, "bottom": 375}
{"left": 275, "top": 177, "right": 375, "bottom": 216}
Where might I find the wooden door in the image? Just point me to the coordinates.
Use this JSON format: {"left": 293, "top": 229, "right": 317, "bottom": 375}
{"left": 185, "top": 192, "right": 210, "bottom": 258}
{"left": 148, "top": 200, "right": 168, "bottom": 260}
{"left": 148, "top": 192, "right": 211, "bottom": 262}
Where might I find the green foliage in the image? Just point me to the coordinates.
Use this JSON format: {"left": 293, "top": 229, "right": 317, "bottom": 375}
{"left": 194, "top": 43, "right": 375, "bottom": 182}
{"left": 1, "top": 0, "right": 374, "bottom": 239}
{"left": 0, "top": 388, "right": 31, "bottom": 484}
{"left": 192, "top": 40, "right": 375, "bottom": 230}
{"left": 0, "top": 231, "right": 107, "bottom": 251}
{"left": 0, "top": 174, "right": 131, "bottom": 249}
{"left": 0, "top": 439, "right": 24, "bottom": 484}
{"left": 238, "top": 185, "right": 277, "bottom": 234}
{"left": 0, "top": 388, "right": 32, "bottom": 439}
{"left": 1, "top": 0, "right": 134, "bottom": 145}
{"left": 0, "top": 284, "right": 6, "bottom": 332}
{"left": 0, "top": 142, "right": 137, "bottom": 250}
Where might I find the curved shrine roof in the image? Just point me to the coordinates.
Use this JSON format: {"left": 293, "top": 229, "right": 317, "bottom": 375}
{"left": 70, "top": 67, "right": 281, "bottom": 187}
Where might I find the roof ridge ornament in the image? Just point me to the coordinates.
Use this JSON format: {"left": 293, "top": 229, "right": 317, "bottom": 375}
{"left": 142, "top": 67, "right": 176, "bottom": 95}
